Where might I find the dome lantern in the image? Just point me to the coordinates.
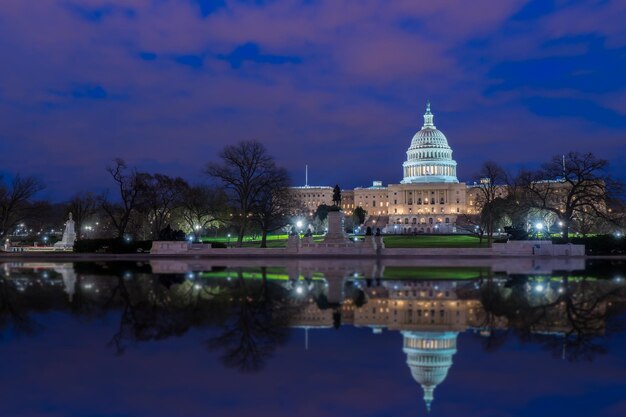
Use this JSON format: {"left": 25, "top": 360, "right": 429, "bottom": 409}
{"left": 423, "top": 99, "right": 435, "bottom": 128}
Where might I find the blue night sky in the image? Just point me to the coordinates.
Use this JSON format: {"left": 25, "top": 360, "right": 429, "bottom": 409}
{"left": 0, "top": 0, "right": 625, "bottom": 199}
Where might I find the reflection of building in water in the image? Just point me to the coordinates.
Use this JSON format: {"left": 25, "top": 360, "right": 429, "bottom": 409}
{"left": 290, "top": 278, "right": 618, "bottom": 412}
{"left": 403, "top": 331, "right": 457, "bottom": 412}
{"left": 291, "top": 280, "right": 478, "bottom": 411}
{"left": 2, "top": 262, "right": 622, "bottom": 412}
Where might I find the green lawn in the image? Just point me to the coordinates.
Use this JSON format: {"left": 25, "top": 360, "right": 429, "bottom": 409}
{"left": 382, "top": 266, "right": 490, "bottom": 280}
{"left": 383, "top": 235, "right": 488, "bottom": 248}
{"left": 201, "top": 234, "right": 294, "bottom": 244}
{"left": 203, "top": 234, "right": 327, "bottom": 248}
{"left": 202, "top": 233, "right": 487, "bottom": 248}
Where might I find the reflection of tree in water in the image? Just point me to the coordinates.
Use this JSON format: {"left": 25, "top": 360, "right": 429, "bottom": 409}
{"left": 0, "top": 274, "right": 41, "bottom": 337}
{"left": 468, "top": 275, "right": 626, "bottom": 361}
{"left": 2, "top": 263, "right": 626, "bottom": 366}
{"left": 106, "top": 273, "right": 231, "bottom": 355}
{"left": 0, "top": 264, "right": 300, "bottom": 371}
{"left": 206, "top": 267, "right": 295, "bottom": 373}
{"left": 96, "top": 265, "right": 296, "bottom": 372}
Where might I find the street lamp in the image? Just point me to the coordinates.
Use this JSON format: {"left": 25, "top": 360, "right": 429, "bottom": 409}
{"left": 227, "top": 233, "right": 231, "bottom": 247}
{"left": 535, "top": 222, "right": 544, "bottom": 239}
{"left": 296, "top": 220, "right": 304, "bottom": 236}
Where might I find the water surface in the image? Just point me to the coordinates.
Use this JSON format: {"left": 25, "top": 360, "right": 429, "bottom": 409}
{"left": 1, "top": 259, "right": 625, "bottom": 417}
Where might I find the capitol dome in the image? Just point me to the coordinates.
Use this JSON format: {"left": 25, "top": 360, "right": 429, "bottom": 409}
{"left": 401, "top": 102, "right": 458, "bottom": 184}
{"left": 402, "top": 331, "right": 459, "bottom": 413}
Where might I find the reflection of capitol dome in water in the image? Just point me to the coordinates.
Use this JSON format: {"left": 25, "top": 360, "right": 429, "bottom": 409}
{"left": 402, "top": 331, "right": 458, "bottom": 412}
{"left": 401, "top": 102, "right": 458, "bottom": 184}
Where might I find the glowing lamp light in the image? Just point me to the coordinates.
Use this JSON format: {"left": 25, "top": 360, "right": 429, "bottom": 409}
{"left": 295, "top": 286, "right": 304, "bottom": 295}
{"left": 296, "top": 220, "right": 303, "bottom": 228}
{"left": 534, "top": 284, "right": 545, "bottom": 292}
{"left": 535, "top": 223, "right": 544, "bottom": 230}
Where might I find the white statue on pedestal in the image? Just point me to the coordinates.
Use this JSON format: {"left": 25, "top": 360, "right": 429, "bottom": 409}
{"left": 54, "top": 212, "right": 76, "bottom": 249}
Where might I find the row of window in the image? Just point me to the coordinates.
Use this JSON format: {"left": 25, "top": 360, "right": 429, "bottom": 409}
{"left": 394, "top": 207, "right": 461, "bottom": 213}
{"left": 405, "top": 337, "right": 456, "bottom": 349}
{"left": 395, "top": 217, "right": 451, "bottom": 224}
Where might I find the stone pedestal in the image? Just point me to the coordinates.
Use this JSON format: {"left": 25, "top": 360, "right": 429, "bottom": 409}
{"left": 323, "top": 211, "right": 350, "bottom": 244}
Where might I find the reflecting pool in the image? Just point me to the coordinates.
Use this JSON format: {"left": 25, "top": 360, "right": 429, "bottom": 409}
{"left": 0, "top": 258, "right": 625, "bottom": 417}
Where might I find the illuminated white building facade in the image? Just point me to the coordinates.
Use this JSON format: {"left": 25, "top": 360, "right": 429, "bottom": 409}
{"left": 293, "top": 102, "right": 475, "bottom": 233}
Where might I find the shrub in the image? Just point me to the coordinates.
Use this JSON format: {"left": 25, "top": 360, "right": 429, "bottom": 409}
{"left": 552, "top": 235, "right": 626, "bottom": 255}
{"left": 74, "top": 238, "right": 153, "bottom": 254}
{"left": 203, "top": 241, "right": 227, "bottom": 248}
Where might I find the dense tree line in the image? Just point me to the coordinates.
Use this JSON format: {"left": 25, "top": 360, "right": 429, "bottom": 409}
{"left": 1, "top": 148, "right": 624, "bottom": 248}
{"left": 458, "top": 152, "right": 625, "bottom": 243}
{"left": 1, "top": 140, "right": 300, "bottom": 248}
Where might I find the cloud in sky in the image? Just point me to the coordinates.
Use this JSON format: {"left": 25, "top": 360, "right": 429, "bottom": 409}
{"left": 0, "top": 0, "right": 625, "bottom": 198}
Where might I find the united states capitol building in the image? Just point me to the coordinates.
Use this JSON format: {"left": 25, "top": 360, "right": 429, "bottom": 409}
{"left": 292, "top": 102, "right": 484, "bottom": 233}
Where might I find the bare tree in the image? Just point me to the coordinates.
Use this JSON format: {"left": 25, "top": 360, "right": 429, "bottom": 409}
{"left": 456, "top": 213, "right": 487, "bottom": 243}
{"left": 473, "top": 162, "right": 508, "bottom": 245}
{"left": 251, "top": 167, "right": 298, "bottom": 248}
{"left": 179, "top": 185, "right": 229, "bottom": 240}
{"left": 100, "top": 159, "right": 148, "bottom": 238}
{"left": 140, "top": 174, "right": 188, "bottom": 239}
{"left": 519, "top": 152, "right": 619, "bottom": 240}
{"left": 206, "top": 141, "right": 284, "bottom": 246}
{"left": 461, "top": 162, "right": 508, "bottom": 245}
{"left": 0, "top": 174, "right": 45, "bottom": 240}
{"left": 67, "top": 192, "right": 98, "bottom": 239}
